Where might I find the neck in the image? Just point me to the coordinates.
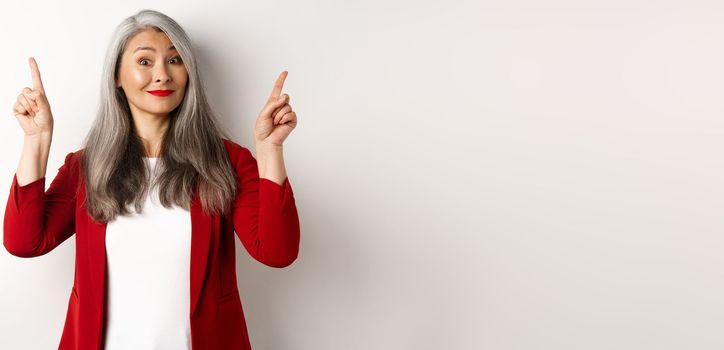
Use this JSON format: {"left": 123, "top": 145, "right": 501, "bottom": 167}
{"left": 130, "top": 109, "right": 170, "bottom": 158}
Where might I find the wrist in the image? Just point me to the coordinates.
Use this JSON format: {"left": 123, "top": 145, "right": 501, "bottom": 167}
{"left": 25, "top": 131, "right": 52, "bottom": 146}
{"left": 255, "top": 141, "right": 283, "bottom": 153}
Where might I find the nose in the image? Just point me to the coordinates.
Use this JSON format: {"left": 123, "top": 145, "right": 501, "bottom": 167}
{"left": 154, "top": 63, "right": 171, "bottom": 83}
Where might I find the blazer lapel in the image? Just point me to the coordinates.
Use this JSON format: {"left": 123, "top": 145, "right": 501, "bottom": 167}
{"left": 81, "top": 183, "right": 108, "bottom": 344}
{"left": 189, "top": 192, "right": 212, "bottom": 315}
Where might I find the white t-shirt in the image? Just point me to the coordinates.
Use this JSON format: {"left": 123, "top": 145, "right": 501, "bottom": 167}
{"left": 104, "top": 157, "right": 193, "bottom": 349}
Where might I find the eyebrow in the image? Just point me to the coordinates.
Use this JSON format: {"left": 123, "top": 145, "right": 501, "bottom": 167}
{"left": 133, "top": 44, "right": 177, "bottom": 53}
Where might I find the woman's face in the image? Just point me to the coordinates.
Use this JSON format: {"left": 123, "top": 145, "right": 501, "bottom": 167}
{"left": 116, "top": 28, "right": 188, "bottom": 118}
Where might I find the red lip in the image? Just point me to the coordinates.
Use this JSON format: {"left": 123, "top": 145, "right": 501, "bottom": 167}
{"left": 147, "top": 90, "right": 174, "bottom": 96}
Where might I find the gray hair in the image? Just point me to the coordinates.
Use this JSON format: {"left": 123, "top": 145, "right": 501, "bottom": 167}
{"left": 80, "top": 9, "right": 238, "bottom": 223}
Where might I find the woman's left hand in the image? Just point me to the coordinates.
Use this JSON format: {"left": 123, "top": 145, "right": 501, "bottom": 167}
{"left": 254, "top": 71, "right": 297, "bottom": 146}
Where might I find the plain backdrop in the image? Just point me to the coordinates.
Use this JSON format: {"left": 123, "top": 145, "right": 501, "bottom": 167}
{"left": 1, "top": 0, "right": 723, "bottom": 349}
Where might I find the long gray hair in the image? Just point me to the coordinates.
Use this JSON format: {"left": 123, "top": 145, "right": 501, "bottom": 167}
{"left": 80, "top": 9, "right": 239, "bottom": 223}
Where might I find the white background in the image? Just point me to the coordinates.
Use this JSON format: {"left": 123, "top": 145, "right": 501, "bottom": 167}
{"left": 1, "top": 1, "right": 723, "bottom": 349}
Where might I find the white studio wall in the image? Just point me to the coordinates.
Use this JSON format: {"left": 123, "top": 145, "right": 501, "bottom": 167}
{"left": 1, "top": 1, "right": 723, "bottom": 349}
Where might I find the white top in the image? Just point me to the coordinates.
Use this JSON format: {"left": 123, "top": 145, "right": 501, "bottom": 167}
{"left": 104, "top": 157, "right": 193, "bottom": 349}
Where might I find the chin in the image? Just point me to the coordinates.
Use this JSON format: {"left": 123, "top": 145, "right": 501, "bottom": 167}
{"left": 146, "top": 102, "right": 181, "bottom": 112}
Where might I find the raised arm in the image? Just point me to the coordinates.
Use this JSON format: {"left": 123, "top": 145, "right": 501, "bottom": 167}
{"left": 3, "top": 57, "right": 76, "bottom": 258}
{"left": 14, "top": 57, "right": 55, "bottom": 186}
{"left": 232, "top": 146, "right": 300, "bottom": 268}
{"left": 4, "top": 151, "right": 78, "bottom": 258}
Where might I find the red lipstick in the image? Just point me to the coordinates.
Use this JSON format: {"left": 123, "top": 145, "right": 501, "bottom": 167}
{"left": 147, "top": 90, "right": 174, "bottom": 97}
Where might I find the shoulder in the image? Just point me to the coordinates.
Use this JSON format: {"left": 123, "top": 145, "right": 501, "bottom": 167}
{"left": 222, "top": 138, "right": 255, "bottom": 165}
{"left": 222, "top": 138, "right": 242, "bottom": 154}
{"left": 64, "top": 148, "right": 83, "bottom": 167}
{"left": 65, "top": 138, "right": 253, "bottom": 166}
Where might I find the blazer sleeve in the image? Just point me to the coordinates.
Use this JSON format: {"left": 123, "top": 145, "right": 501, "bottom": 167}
{"left": 3, "top": 151, "right": 77, "bottom": 258}
{"left": 232, "top": 146, "right": 300, "bottom": 268}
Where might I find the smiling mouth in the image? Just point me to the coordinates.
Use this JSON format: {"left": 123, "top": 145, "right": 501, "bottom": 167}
{"left": 147, "top": 90, "right": 174, "bottom": 97}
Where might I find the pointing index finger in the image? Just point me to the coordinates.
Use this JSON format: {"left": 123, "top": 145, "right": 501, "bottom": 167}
{"left": 269, "top": 71, "right": 288, "bottom": 99}
{"left": 28, "top": 57, "right": 45, "bottom": 92}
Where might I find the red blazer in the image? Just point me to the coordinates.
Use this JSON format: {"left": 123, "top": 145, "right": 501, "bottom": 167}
{"left": 3, "top": 138, "right": 300, "bottom": 350}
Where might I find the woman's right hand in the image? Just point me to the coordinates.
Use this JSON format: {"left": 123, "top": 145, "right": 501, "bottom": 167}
{"left": 13, "top": 57, "right": 54, "bottom": 137}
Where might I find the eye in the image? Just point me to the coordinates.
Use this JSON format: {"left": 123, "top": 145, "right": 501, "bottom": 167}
{"left": 137, "top": 56, "right": 182, "bottom": 66}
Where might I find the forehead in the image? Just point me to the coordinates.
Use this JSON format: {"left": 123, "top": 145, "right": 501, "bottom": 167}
{"left": 127, "top": 29, "right": 176, "bottom": 54}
